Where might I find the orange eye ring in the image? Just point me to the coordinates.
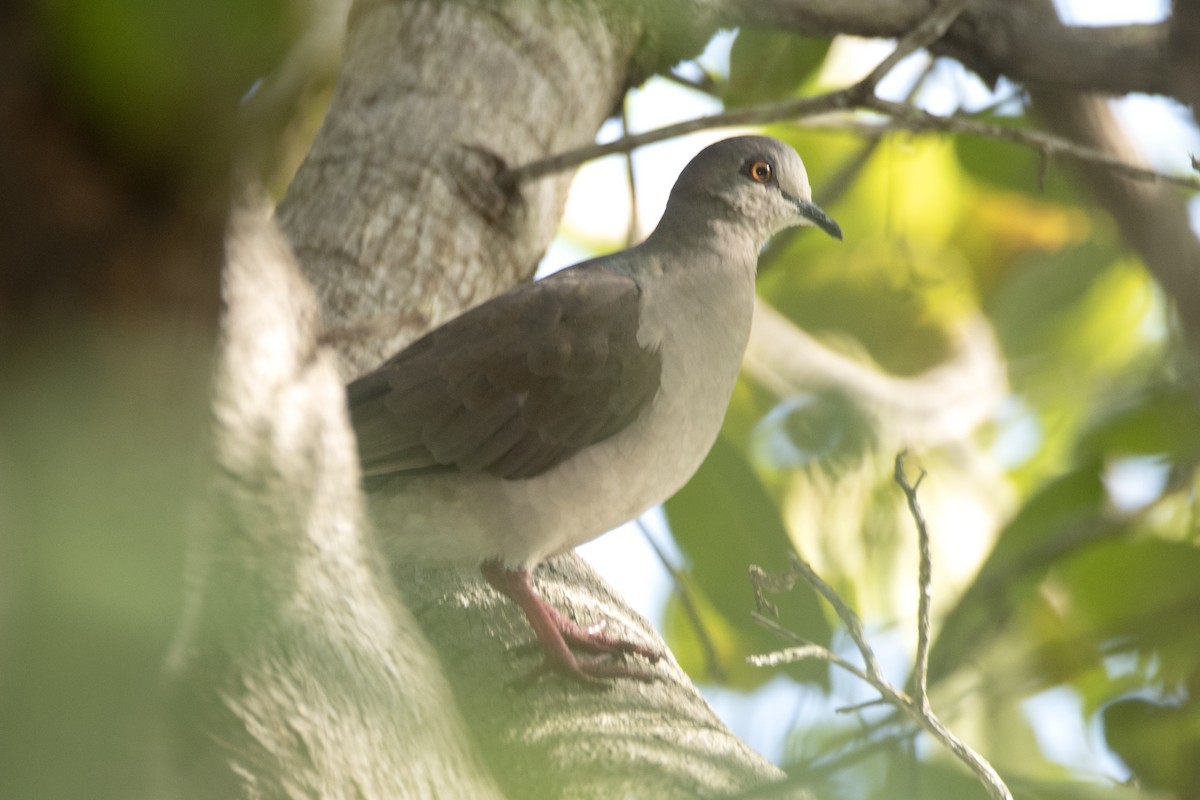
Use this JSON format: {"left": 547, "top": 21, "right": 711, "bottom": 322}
{"left": 748, "top": 160, "right": 772, "bottom": 184}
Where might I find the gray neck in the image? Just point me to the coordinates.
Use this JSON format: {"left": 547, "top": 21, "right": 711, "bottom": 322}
{"left": 643, "top": 197, "right": 763, "bottom": 264}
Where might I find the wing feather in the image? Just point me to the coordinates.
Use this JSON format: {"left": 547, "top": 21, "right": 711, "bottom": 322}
{"left": 348, "top": 263, "right": 662, "bottom": 481}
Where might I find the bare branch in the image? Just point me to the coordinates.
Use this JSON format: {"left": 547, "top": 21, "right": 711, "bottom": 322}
{"left": 1027, "top": 83, "right": 1200, "bottom": 353}
{"left": 748, "top": 452, "right": 1012, "bottom": 799}
{"left": 749, "top": 558, "right": 1012, "bottom": 799}
{"left": 663, "top": 68, "right": 719, "bottom": 96}
{"left": 498, "top": 1, "right": 1196, "bottom": 197}
{"left": 747, "top": 614, "right": 879, "bottom": 690}
{"left": 864, "top": 96, "right": 1200, "bottom": 191}
{"left": 500, "top": 86, "right": 1200, "bottom": 193}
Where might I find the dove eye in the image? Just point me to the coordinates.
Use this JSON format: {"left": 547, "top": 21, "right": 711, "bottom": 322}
{"left": 746, "top": 160, "right": 773, "bottom": 184}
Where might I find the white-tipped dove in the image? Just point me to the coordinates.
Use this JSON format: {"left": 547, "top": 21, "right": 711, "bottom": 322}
{"left": 349, "top": 135, "right": 842, "bottom": 683}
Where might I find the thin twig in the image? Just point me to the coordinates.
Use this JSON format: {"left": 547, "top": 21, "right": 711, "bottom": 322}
{"left": 497, "top": 0, "right": 966, "bottom": 188}
{"left": 620, "top": 98, "right": 640, "bottom": 247}
{"left": 787, "top": 552, "right": 887, "bottom": 681}
{"left": 864, "top": 95, "right": 1200, "bottom": 191}
{"left": 894, "top": 452, "right": 933, "bottom": 713}
{"left": 496, "top": 91, "right": 855, "bottom": 187}
{"left": 748, "top": 612, "right": 880, "bottom": 691}
{"left": 748, "top": 454, "right": 1013, "bottom": 800}
{"left": 663, "top": 68, "right": 720, "bottom": 96}
{"left": 815, "top": 53, "right": 937, "bottom": 212}
{"left": 835, "top": 697, "right": 890, "bottom": 715}
{"left": 966, "top": 85, "right": 1029, "bottom": 118}
{"left": 750, "top": 555, "right": 887, "bottom": 688}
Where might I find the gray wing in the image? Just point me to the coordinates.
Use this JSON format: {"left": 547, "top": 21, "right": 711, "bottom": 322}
{"left": 348, "top": 264, "right": 663, "bottom": 481}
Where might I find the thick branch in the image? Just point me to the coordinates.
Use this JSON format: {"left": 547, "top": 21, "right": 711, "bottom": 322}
{"left": 1030, "top": 87, "right": 1200, "bottom": 351}
{"left": 726, "top": 0, "right": 1170, "bottom": 97}
{"left": 744, "top": 301, "right": 1006, "bottom": 449}
{"left": 167, "top": 205, "right": 505, "bottom": 799}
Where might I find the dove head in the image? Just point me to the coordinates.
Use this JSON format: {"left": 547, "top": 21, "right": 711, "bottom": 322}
{"left": 657, "top": 135, "right": 842, "bottom": 247}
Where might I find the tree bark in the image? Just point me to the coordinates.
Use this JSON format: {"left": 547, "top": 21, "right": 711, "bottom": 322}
{"left": 167, "top": 204, "right": 505, "bottom": 798}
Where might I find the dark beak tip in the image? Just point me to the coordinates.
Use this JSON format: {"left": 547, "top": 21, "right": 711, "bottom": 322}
{"left": 793, "top": 196, "right": 843, "bottom": 241}
{"left": 813, "top": 214, "right": 843, "bottom": 242}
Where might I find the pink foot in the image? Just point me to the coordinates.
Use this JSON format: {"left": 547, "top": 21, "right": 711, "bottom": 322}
{"left": 481, "top": 560, "right": 660, "bottom": 685}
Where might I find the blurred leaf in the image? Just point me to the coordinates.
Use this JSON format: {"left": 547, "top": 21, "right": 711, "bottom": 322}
{"left": 962, "top": 189, "right": 1093, "bottom": 293}
{"left": 954, "top": 116, "right": 1084, "bottom": 204}
{"left": 760, "top": 235, "right": 965, "bottom": 375}
{"left": 724, "top": 30, "right": 829, "bottom": 107}
{"left": 664, "top": 436, "right": 832, "bottom": 688}
{"left": 722, "top": 373, "right": 787, "bottom": 462}
{"left": 660, "top": 576, "right": 758, "bottom": 685}
{"left": 1003, "top": 772, "right": 1165, "bottom": 800}
{"left": 1054, "top": 539, "right": 1200, "bottom": 686}
{"left": 989, "top": 246, "right": 1159, "bottom": 485}
{"left": 929, "top": 462, "right": 1109, "bottom": 684}
{"left": 749, "top": 389, "right": 875, "bottom": 473}
{"left": 1104, "top": 696, "right": 1200, "bottom": 799}
{"left": 757, "top": 131, "right": 977, "bottom": 375}
{"left": 1077, "top": 384, "right": 1200, "bottom": 461}
{"left": 36, "top": 0, "right": 302, "bottom": 163}
{"left": 989, "top": 243, "right": 1117, "bottom": 361}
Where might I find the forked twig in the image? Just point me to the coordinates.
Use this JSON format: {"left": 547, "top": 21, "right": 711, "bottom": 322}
{"left": 748, "top": 452, "right": 1011, "bottom": 800}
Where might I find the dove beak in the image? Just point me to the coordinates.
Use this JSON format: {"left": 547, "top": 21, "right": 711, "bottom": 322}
{"left": 789, "top": 195, "right": 843, "bottom": 240}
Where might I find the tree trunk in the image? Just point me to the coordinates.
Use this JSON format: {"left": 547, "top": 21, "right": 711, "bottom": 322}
{"left": 169, "top": 1, "right": 794, "bottom": 797}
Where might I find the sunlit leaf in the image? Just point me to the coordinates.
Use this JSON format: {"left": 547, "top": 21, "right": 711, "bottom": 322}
{"left": 1077, "top": 384, "right": 1200, "bottom": 461}
{"left": 724, "top": 30, "right": 830, "bottom": 107}
{"left": 954, "top": 116, "right": 1084, "bottom": 204}
{"left": 929, "top": 463, "right": 1110, "bottom": 684}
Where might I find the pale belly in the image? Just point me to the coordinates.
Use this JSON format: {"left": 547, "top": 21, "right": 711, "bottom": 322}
{"left": 366, "top": 367, "right": 738, "bottom": 567}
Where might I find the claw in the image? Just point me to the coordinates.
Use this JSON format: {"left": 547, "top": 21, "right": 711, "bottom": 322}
{"left": 482, "top": 560, "right": 661, "bottom": 686}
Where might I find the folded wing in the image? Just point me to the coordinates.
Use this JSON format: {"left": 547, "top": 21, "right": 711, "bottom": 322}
{"left": 348, "top": 264, "right": 663, "bottom": 480}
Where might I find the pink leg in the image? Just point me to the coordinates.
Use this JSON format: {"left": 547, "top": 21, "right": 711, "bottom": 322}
{"left": 481, "top": 560, "right": 660, "bottom": 684}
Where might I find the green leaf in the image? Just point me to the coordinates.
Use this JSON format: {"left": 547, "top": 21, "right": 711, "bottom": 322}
{"left": 1057, "top": 539, "right": 1200, "bottom": 685}
{"left": 37, "top": 0, "right": 301, "bottom": 162}
{"left": 988, "top": 242, "right": 1116, "bottom": 361}
{"left": 1103, "top": 696, "right": 1200, "bottom": 799}
{"left": 928, "top": 462, "right": 1109, "bottom": 684}
{"left": 724, "top": 29, "right": 830, "bottom": 108}
{"left": 1077, "top": 384, "right": 1200, "bottom": 461}
{"left": 954, "top": 115, "right": 1083, "bottom": 204}
{"left": 664, "top": 436, "right": 832, "bottom": 688}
